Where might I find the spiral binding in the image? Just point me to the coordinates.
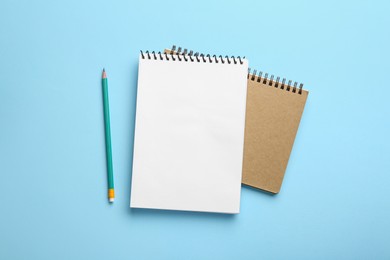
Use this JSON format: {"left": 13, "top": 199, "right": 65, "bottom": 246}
{"left": 168, "top": 45, "right": 304, "bottom": 95}
{"left": 247, "top": 68, "right": 304, "bottom": 95}
{"left": 140, "top": 45, "right": 245, "bottom": 65}
{"left": 141, "top": 45, "right": 303, "bottom": 94}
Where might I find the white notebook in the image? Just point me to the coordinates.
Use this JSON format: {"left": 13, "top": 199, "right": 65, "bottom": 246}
{"left": 130, "top": 51, "right": 248, "bottom": 213}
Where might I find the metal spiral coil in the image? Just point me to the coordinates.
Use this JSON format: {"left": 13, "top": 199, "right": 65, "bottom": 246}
{"left": 248, "top": 68, "right": 304, "bottom": 95}
{"left": 141, "top": 45, "right": 304, "bottom": 94}
{"left": 140, "top": 45, "right": 245, "bottom": 65}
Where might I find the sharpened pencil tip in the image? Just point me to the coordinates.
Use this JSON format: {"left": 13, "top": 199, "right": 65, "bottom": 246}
{"left": 102, "top": 68, "right": 107, "bottom": 79}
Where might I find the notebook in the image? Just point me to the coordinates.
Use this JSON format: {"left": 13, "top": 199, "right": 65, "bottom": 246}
{"left": 130, "top": 50, "right": 248, "bottom": 213}
{"left": 165, "top": 46, "right": 308, "bottom": 193}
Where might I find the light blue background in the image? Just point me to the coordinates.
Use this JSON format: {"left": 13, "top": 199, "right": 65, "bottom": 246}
{"left": 1, "top": 0, "right": 389, "bottom": 259}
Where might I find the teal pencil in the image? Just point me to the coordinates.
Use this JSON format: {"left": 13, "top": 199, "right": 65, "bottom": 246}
{"left": 102, "top": 69, "right": 115, "bottom": 203}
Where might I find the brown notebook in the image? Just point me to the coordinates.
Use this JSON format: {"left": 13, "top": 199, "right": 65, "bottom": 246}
{"left": 164, "top": 46, "right": 308, "bottom": 193}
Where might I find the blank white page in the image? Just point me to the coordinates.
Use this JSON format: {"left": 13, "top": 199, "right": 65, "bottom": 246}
{"left": 130, "top": 53, "right": 248, "bottom": 214}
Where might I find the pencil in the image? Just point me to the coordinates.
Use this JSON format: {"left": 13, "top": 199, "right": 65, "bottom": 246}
{"left": 102, "top": 68, "right": 115, "bottom": 203}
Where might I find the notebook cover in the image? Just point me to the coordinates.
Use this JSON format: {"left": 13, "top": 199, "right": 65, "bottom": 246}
{"left": 164, "top": 47, "right": 308, "bottom": 193}
{"left": 243, "top": 73, "right": 308, "bottom": 193}
{"left": 131, "top": 51, "right": 248, "bottom": 213}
